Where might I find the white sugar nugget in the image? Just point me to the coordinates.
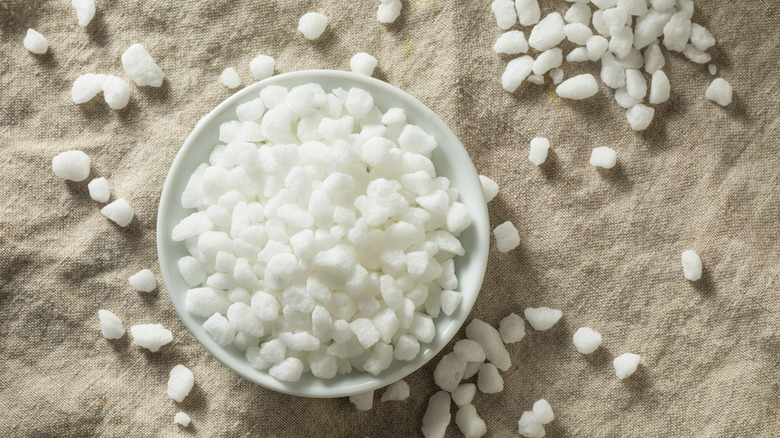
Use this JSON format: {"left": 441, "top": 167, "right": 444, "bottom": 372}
{"left": 586, "top": 35, "right": 608, "bottom": 61}
{"left": 515, "top": 0, "right": 541, "bottom": 26}
{"left": 493, "top": 221, "right": 520, "bottom": 253}
{"left": 465, "top": 318, "right": 511, "bottom": 371}
{"left": 453, "top": 339, "right": 486, "bottom": 363}
{"left": 491, "top": 0, "right": 517, "bottom": 30}
{"left": 377, "top": 0, "right": 402, "bottom": 24}
{"left": 434, "top": 352, "right": 466, "bottom": 392}
{"left": 681, "top": 249, "right": 702, "bottom": 281}
{"left": 364, "top": 342, "right": 394, "bottom": 375}
{"left": 262, "top": 103, "right": 294, "bottom": 142}
{"left": 528, "top": 137, "right": 549, "bottom": 166}
{"left": 564, "top": 23, "right": 592, "bottom": 45}
{"left": 663, "top": 11, "right": 692, "bottom": 52}
{"left": 528, "top": 12, "right": 566, "bottom": 51}
{"left": 517, "top": 411, "right": 545, "bottom": 438}
{"left": 174, "top": 412, "right": 191, "bottom": 427}
{"left": 228, "top": 303, "right": 264, "bottom": 337}
{"left": 708, "top": 64, "right": 717, "bottom": 75}
{"left": 203, "top": 313, "right": 235, "bottom": 346}
{"left": 101, "top": 199, "right": 134, "bottom": 227}
{"left": 178, "top": 257, "right": 206, "bottom": 287}
{"left": 451, "top": 383, "right": 476, "bottom": 407}
{"left": 350, "top": 318, "right": 380, "bottom": 348}
{"left": 524, "top": 307, "right": 562, "bottom": 331}
{"left": 455, "top": 404, "right": 487, "bottom": 438}
{"left": 644, "top": 43, "right": 665, "bottom": 74}
{"left": 399, "top": 124, "right": 437, "bottom": 154}
{"left": 393, "top": 334, "right": 420, "bottom": 361}
{"left": 682, "top": 44, "right": 711, "bottom": 64}
{"left": 649, "top": 70, "right": 670, "bottom": 104}
{"left": 187, "top": 287, "right": 231, "bottom": 318}
{"left": 103, "top": 75, "right": 130, "bottom": 110}
{"left": 592, "top": 0, "right": 619, "bottom": 9}
{"left": 619, "top": 0, "right": 647, "bottom": 16}
{"left": 690, "top": 23, "right": 715, "bottom": 51}
{"left": 52, "top": 150, "right": 90, "bottom": 182}
{"left": 269, "top": 357, "right": 304, "bottom": 382}
{"left": 308, "top": 349, "right": 337, "bottom": 379}
{"left": 590, "top": 9, "right": 609, "bottom": 37}
{"left": 600, "top": 52, "right": 625, "bottom": 89}
{"left": 381, "top": 107, "right": 405, "bottom": 125}
{"left": 621, "top": 49, "right": 648, "bottom": 73}
{"left": 477, "top": 363, "right": 503, "bottom": 393}
{"left": 566, "top": 47, "right": 589, "bottom": 63}
{"left": 528, "top": 75, "right": 545, "bottom": 86}
{"left": 349, "top": 390, "right": 374, "bottom": 410}
{"left": 350, "top": 52, "right": 378, "bottom": 77}
{"left": 556, "top": 74, "right": 598, "bottom": 100}
{"left": 462, "top": 361, "right": 482, "bottom": 380}
{"left": 601, "top": 6, "right": 626, "bottom": 34}
{"left": 167, "top": 364, "right": 194, "bottom": 402}
{"left": 626, "top": 104, "right": 655, "bottom": 131}
{"left": 625, "top": 69, "right": 646, "bottom": 100}
{"left": 564, "top": 2, "right": 591, "bottom": 25}
{"left": 298, "top": 12, "right": 328, "bottom": 40}
{"left": 258, "top": 339, "right": 286, "bottom": 365}
{"left": 705, "top": 78, "right": 732, "bottom": 106}
{"left": 172, "top": 212, "right": 213, "bottom": 242}
{"left": 250, "top": 54, "right": 275, "bottom": 80}
{"left": 422, "top": 391, "right": 451, "bottom": 438}
{"left": 619, "top": 49, "right": 643, "bottom": 69}
{"left": 24, "top": 29, "right": 48, "bottom": 54}
{"left": 130, "top": 323, "right": 173, "bottom": 352}
{"left": 447, "top": 202, "right": 472, "bottom": 235}
{"left": 501, "top": 56, "right": 534, "bottom": 93}
{"left": 72, "top": 0, "right": 95, "bottom": 27}
{"left": 219, "top": 67, "right": 242, "bottom": 89}
{"left": 532, "top": 48, "right": 562, "bottom": 75}
{"left": 245, "top": 346, "right": 270, "bottom": 370}
{"left": 608, "top": 26, "right": 634, "bottom": 59}
{"left": 634, "top": 7, "right": 675, "bottom": 49}
{"left": 237, "top": 98, "right": 266, "bottom": 122}
{"left": 550, "top": 68, "right": 564, "bottom": 85}
{"left": 494, "top": 31, "right": 529, "bottom": 55}
{"left": 498, "top": 312, "right": 526, "bottom": 343}
{"left": 573, "top": 327, "right": 602, "bottom": 354}
{"left": 346, "top": 87, "right": 375, "bottom": 119}
{"left": 440, "top": 290, "right": 462, "bottom": 316}
{"left": 677, "top": 0, "right": 694, "bottom": 18}
{"left": 613, "top": 352, "right": 641, "bottom": 379}
{"left": 121, "top": 44, "right": 164, "bottom": 87}
{"left": 614, "top": 87, "right": 640, "bottom": 109}
{"left": 381, "top": 379, "right": 410, "bottom": 402}
{"left": 129, "top": 269, "right": 157, "bottom": 292}
{"left": 98, "top": 310, "right": 125, "bottom": 339}
{"left": 88, "top": 177, "right": 110, "bottom": 203}
{"left": 479, "top": 175, "right": 499, "bottom": 203}
{"left": 532, "top": 399, "right": 554, "bottom": 424}
{"left": 72, "top": 74, "right": 107, "bottom": 104}
{"left": 589, "top": 146, "right": 617, "bottom": 169}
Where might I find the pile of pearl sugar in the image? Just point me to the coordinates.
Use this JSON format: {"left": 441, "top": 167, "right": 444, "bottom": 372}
{"left": 176, "top": 83, "right": 472, "bottom": 382}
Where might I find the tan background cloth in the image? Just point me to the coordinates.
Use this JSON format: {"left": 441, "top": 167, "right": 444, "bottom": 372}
{"left": 1, "top": 0, "right": 779, "bottom": 436}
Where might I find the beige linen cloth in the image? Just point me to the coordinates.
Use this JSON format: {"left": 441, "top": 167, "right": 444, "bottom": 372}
{"left": 1, "top": 0, "right": 778, "bottom": 436}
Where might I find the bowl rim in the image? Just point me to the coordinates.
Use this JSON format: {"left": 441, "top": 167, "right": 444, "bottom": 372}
{"left": 157, "top": 69, "right": 489, "bottom": 398}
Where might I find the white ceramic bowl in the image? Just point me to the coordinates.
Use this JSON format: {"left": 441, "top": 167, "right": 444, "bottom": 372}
{"left": 157, "top": 70, "right": 489, "bottom": 398}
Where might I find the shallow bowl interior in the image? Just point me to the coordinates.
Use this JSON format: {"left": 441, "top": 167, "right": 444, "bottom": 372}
{"left": 157, "top": 69, "right": 489, "bottom": 398}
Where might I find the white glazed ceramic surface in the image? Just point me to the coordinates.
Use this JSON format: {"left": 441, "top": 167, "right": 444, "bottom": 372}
{"left": 157, "top": 70, "right": 489, "bottom": 398}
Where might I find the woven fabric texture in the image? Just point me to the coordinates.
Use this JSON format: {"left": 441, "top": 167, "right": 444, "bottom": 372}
{"left": 1, "top": 0, "right": 778, "bottom": 436}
